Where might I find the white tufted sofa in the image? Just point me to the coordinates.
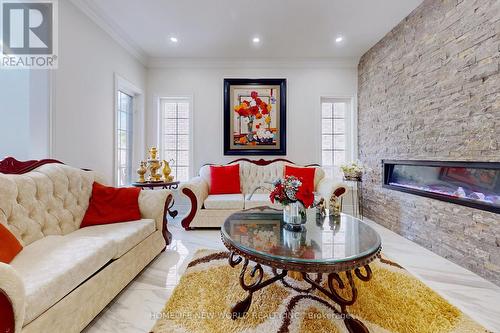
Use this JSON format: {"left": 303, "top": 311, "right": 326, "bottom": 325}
{"left": 0, "top": 159, "right": 172, "bottom": 333}
{"left": 179, "top": 159, "right": 345, "bottom": 229}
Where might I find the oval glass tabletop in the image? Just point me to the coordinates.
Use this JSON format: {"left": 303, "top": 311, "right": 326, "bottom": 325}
{"left": 221, "top": 207, "right": 381, "bottom": 265}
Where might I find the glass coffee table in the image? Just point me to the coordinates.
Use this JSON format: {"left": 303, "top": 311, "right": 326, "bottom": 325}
{"left": 221, "top": 207, "right": 381, "bottom": 329}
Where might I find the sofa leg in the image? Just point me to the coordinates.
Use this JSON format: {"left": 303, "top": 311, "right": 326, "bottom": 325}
{"left": 0, "top": 290, "right": 15, "bottom": 333}
{"left": 181, "top": 188, "right": 197, "bottom": 230}
{"left": 162, "top": 194, "right": 174, "bottom": 245}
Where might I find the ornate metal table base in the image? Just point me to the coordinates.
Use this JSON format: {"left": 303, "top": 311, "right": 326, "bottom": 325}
{"left": 229, "top": 251, "right": 374, "bottom": 331}
{"left": 228, "top": 252, "right": 287, "bottom": 319}
{"left": 301, "top": 265, "right": 372, "bottom": 314}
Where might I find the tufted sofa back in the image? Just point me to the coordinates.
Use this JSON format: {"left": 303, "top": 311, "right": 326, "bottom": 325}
{"left": 0, "top": 164, "right": 99, "bottom": 246}
{"left": 199, "top": 160, "right": 325, "bottom": 194}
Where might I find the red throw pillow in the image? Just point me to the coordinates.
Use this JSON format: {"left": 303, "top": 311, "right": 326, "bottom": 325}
{"left": 0, "top": 223, "right": 23, "bottom": 263}
{"left": 284, "top": 165, "right": 316, "bottom": 193}
{"left": 209, "top": 164, "right": 241, "bottom": 194}
{"left": 80, "top": 182, "right": 142, "bottom": 228}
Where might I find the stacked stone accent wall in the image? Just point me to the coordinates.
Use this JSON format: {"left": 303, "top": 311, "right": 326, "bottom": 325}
{"left": 358, "top": 0, "right": 499, "bottom": 285}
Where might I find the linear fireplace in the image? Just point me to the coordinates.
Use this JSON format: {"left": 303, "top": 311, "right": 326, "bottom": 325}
{"left": 382, "top": 160, "right": 500, "bottom": 214}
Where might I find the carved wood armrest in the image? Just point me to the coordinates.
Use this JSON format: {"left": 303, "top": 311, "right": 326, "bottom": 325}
{"left": 0, "top": 263, "right": 25, "bottom": 333}
{"left": 179, "top": 177, "right": 209, "bottom": 230}
{"left": 0, "top": 290, "right": 15, "bottom": 333}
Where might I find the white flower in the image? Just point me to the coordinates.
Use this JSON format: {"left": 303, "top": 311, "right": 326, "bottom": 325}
{"left": 256, "top": 128, "right": 274, "bottom": 140}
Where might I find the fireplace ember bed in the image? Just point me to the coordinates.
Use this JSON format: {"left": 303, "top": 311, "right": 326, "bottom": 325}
{"left": 382, "top": 160, "right": 500, "bottom": 214}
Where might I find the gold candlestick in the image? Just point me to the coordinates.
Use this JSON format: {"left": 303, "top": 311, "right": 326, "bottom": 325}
{"left": 147, "top": 147, "right": 162, "bottom": 182}
{"left": 136, "top": 161, "right": 147, "bottom": 183}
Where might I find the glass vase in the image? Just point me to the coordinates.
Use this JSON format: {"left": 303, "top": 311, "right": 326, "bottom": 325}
{"left": 283, "top": 227, "right": 306, "bottom": 253}
{"left": 283, "top": 201, "right": 306, "bottom": 230}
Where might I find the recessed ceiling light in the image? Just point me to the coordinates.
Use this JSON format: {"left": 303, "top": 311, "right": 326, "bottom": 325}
{"left": 252, "top": 37, "right": 260, "bottom": 43}
{"left": 335, "top": 36, "right": 343, "bottom": 43}
{"left": 170, "top": 37, "right": 178, "bottom": 43}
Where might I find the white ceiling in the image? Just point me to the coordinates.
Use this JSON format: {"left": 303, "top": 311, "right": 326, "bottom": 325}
{"left": 78, "top": 0, "right": 423, "bottom": 62}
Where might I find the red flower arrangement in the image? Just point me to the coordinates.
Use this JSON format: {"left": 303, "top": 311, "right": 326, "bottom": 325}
{"left": 269, "top": 176, "right": 314, "bottom": 208}
{"left": 234, "top": 91, "right": 270, "bottom": 120}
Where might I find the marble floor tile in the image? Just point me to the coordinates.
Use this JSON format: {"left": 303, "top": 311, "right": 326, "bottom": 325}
{"left": 83, "top": 216, "right": 500, "bottom": 333}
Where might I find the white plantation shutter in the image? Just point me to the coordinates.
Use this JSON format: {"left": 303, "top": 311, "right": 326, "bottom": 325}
{"left": 321, "top": 98, "right": 353, "bottom": 178}
{"left": 160, "top": 98, "right": 192, "bottom": 181}
{"left": 116, "top": 91, "right": 134, "bottom": 186}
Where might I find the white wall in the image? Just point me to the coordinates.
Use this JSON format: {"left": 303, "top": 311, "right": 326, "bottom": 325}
{"left": 0, "top": 70, "right": 31, "bottom": 160}
{"left": 146, "top": 63, "right": 358, "bottom": 174}
{"left": 52, "top": 0, "right": 146, "bottom": 182}
{"left": 29, "top": 70, "right": 52, "bottom": 159}
{"left": 0, "top": 70, "right": 51, "bottom": 160}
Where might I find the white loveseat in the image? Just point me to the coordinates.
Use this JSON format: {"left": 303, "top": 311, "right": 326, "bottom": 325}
{"left": 179, "top": 159, "right": 345, "bottom": 229}
{"left": 0, "top": 158, "right": 172, "bottom": 333}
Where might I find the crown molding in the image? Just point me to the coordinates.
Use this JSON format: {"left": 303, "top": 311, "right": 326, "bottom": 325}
{"left": 69, "top": 0, "right": 148, "bottom": 66}
{"left": 147, "top": 57, "right": 359, "bottom": 69}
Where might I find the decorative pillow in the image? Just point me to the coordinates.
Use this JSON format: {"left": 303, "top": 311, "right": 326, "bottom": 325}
{"left": 0, "top": 223, "right": 23, "bottom": 263}
{"left": 284, "top": 165, "right": 316, "bottom": 193}
{"left": 80, "top": 182, "right": 142, "bottom": 228}
{"left": 209, "top": 164, "right": 241, "bottom": 194}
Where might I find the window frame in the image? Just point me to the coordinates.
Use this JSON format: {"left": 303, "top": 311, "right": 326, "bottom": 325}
{"left": 319, "top": 96, "right": 357, "bottom": 178}
{"left": 116, "top": 90, "right": 134, "bottom": 186}
{"left": 114, "top": 74, "right": 144, "bottom": 186}
{"left": 157, "top": 96, "right": 194, "bottom": 182}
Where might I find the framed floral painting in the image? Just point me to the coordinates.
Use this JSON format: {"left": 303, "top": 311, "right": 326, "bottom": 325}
{"left": 223, "top": 78, "right": 286, "bottom": 155}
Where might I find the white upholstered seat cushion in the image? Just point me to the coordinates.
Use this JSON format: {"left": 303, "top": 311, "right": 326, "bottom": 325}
{"left": 66, "top": 219, "right": 156, "bottom": 259}
{"left": 10, "top": 235, "right": 116, "bottom": 324}
{"left": 203, "top": 194, "right": 244, "bottom": 210}
{"left": 244, "top": 193, "right": 282, "bottom": 210}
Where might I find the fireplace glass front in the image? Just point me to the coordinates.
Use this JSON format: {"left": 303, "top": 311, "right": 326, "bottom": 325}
{"left": 383, "top": 161, "right": 500, "bottom": 213}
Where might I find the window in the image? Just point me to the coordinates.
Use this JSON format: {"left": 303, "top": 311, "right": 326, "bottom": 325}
{"left": 116, "top": 91, "right": 134, "bottom": 186}
{"left": 321, "top": 98, "right": 354, "bottom": 178}
{"left": 160, "top": 98, "right": 192, "bottom": 182}
{"left": 114, "top": 74, "right": 144, "bottom": 187}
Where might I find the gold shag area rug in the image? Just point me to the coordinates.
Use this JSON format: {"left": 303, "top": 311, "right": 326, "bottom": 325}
{"left": 151, "top": 250, "right": 489, "bottom": 333}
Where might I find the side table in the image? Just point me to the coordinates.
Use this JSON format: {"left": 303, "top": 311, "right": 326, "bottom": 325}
{"left": 132, "top": 181, "right": 179, "bottom": 218}
{"left": 342, "top": 178, "right": 363, "bottom": 219}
